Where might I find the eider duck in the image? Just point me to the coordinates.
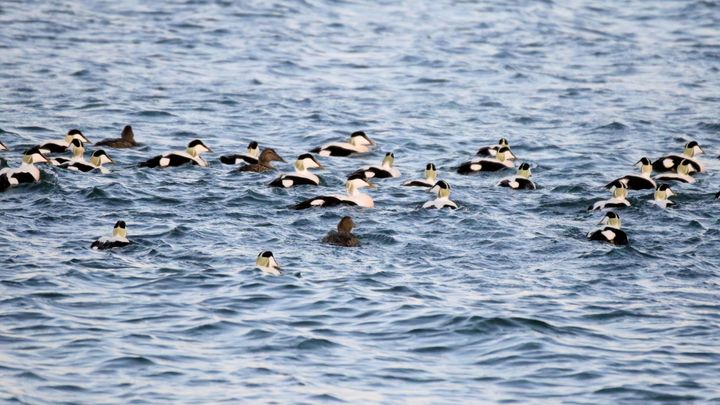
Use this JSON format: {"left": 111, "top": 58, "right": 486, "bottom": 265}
{"left": 269, "top": 153, "right": 323, "bottom": 187}
{"left": 293, "top": 174, "right": 375, "bottom": 209}
{"left": 476, "top": 138, "right": 518, "bottom": 160}
{"left": 256, "top": 251, "right": 281, "bottom": 276}
{"left": 37, "top": 129, "right": 91, "bottom": 154}
{"left": 322, "top": 216, "right": 360, "bottom": 247}
{"left": 589, "top": 181, "right": 630, "bottom": 211}
{"left": 498, "top": 162, "right": 536, "bottom": 190}
{"left": 91, "top": 221, "right": 132, "bottom": 250}
{"left": 653, "top": 159, "right": 696, "bottom": 184}
{"left": 50, "top": 138, "right": 85, "bottom": 166}
{"left": 402, "top": 163, "right": 437, "bottom": 187}
{"left": 653, "top": 141, "right": 704, "bottom": 173}
{"left": 139, "top": 139, "right": 212, "bottom": 168}
{"left": 605, "top": 157, "right": 656, "bottom": 190}
{"left": 457, "top": 147, "right": 514, "bottom": 174}
{"left": 423, "top": 180, "right": 458, "bottom": 209}
{"left": 310, "top": 131, "right": 375, "bottom": 157}
{"left": 95, "top": 125, "right": 138, "bottom": 148}
{"left": 587, "top": 212, "right": 628, "bottom": 245}
{"left": 650, "top": 184, "right": 676, "bottom": 208}
{"left": 349, "top": 152, "right": 400, "bottom": 179}
{"left": 237, "top": 148, "right": 285, "bottom": 173}
{"left": 220, "top": 141, "right": 260, "bottom": 165}
{"left": 60, "top": 150, "right": 114, "bottom": 173}
{"left": 0, "top": 146, "right": 49, "bottom": 192}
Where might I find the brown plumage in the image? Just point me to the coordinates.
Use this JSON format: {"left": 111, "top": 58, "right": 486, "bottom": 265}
{"left": 95, "top": 125, "right": 138, "bottom": 148}
{"left": 322, "top": 216, "right": 360, "bottom": 247}
{"left": 237, "top": 148, "right": 285, "bottom": 172}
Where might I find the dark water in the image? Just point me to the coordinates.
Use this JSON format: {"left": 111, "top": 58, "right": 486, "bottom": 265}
{"left": 2, "top": 0, "right": 720, "bottom": 403}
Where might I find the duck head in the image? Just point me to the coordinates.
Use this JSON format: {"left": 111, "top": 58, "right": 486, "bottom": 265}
{"left": 112, "top": 220, "right": 128, "bottom": 238}
{"left": 65, "top": 129, "right": 91, "bottom": 144}
{"left": 186, "top": 139, "right": 212, "bottom": 157}
{"left": 349, "top": 131, "right": 374, "bottom": 147}
{"left": 90, "top": 150, "right": 114, "bottom": 166}
{"left": 599, "top": 212, "right": 621, "bottom": 229}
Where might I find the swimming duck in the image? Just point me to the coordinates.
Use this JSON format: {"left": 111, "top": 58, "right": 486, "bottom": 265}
{"left": 605, "top": 157, "right": 656, "bottom": 190}
{"left": 256, "top": 251, "right": 281, "bottom": 276}
{"left": 649, "top": 184, "right": 676, "bottom": 208}
{"left": 349, "top": 152, "right": 400, "bottom": 179}
{"left": 311, "top": 131, "right": 375, "bottom": 157}
{"left": 476, "top": 138, "right": 518, "bottom": 160}
{"left": 423, "top": 180, "right": 458, "bottom": 209}
{"left": 322, "top": 216, "right": 360, "bottom": 247}
{"left": 457, "top": 147, "right": 514, "bottom": 174}
{"left": 587, "top": 212, "right": 628, "bottom": 245}
{"left": 60, "top": 150, "right": 114, "bottom": 173}
{"left": 589, "top": 181, "right": 630, "bottom": 210}
{"left": 402, "top": 163, "right": 437, "bottom": 187}
{"left": 95, "top": 125, "right": 138, "bottom": 148}
{"left": 237, "top": 148, "right": 285, "bottom": 173}
{"left": 653, "top": 159, "right": 696, "bottom": 184}
{"left": 50, "top": 138, "right": 85, "bottom": 166}
{"left": 653, "top": 141, "right": 704, "bottom": 173}
{"left": 220, "top": 141, "right": 260, "bottom": 165}
{"left": 497, "top": 162, "right": 536, "bottom": 190}
{"left": 91, "top": 220, "right": 132, "bottom": 250}
{"left": 0, "top": 146, "right": 49, "bottom": 192}
{"left": 37, "top": 129, "right": 91, "bottom": 154}
{"left": 269, "top": 153, "right": 323, "bottom": 187}
{"left": 139, "top": 139, "right": 212, "bottom": 168}
{"left": 293, "top": 174, "right": 375, "bottom": 209}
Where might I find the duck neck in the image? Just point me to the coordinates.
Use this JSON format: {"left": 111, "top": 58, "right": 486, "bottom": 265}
{"left": 640, "top": 164, "right": 652, "bottom": 176}
{"left": 186, "top": 147, "right": 198, "bottom": 158}
{"left": 294, "top": 160, "right": 306, "bottom": 173}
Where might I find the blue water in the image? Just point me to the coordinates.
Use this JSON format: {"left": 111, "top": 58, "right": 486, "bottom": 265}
{"left": 2, "top": 0, "right": 720, "bottom": 403}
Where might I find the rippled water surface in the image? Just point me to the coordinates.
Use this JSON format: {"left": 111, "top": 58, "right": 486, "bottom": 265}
{"left": 2, "top": 0, "right": 720, "bottom": 403}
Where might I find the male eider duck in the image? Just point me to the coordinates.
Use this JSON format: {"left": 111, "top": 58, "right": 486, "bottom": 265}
{"left": 653, "top": 141, "right": 704, "bottom": 173}
{"left": 220, "top": 141, "right": 260, "bottom": 165}
{"left": 237, "top": 148, "right": 285, "bottom": 173}
{"left": 293, "top": 174, "right": 375, "bottom": 209}
{"left": 587, "top": 212, "right": 628, "bottom": 246}
{"left": 311, "top": 131, "right": 375, "bottom": 157}
{"left": 95, "top": 125, "right": 138, "bottom": 148}
{"left": 60, "top": 150, "right": 114, "bottom": 174}
{"left": 498, "top": 162, "right": 536, "bottom": 190}
{"left": 650, "top": 184, "right": 676, "bottom": 208}
{"left": 269, "top": 153, "right": 323, "bottom": 187}
{"left": 589, "top": 181, "right": 630, "bottom": 211}
{"left": 423, "top": 180, "right": 458, "bottom": 209}
{"left": 37, "top": 129, "right": 91, "bottom": 154}
{"left": 91, "top": 221, "right": 132, "bottom": 250}
{"left": 350, "top": 152, "right": 400, "bottom": 179}
{"left": 654, "top": 159, "right": 696, "bottom": 184}
{"left": 139, "top": 139, "right": 212, "bottom": 168}
{"left": 476, "top": 138, "right": 517, "bottom": 160}
{"left": 256, "top": 251, "right": 281, "bottom": 276}
{"left": 606, "top": 157, "right": 656, "bottom": 190}
{"left": 457, "top": 147, "right": 514, "bottom": 174}
{"left": 322, "top": 216, "right": 360, "bottom": 247}
{"left": 0, "top": 146, "right": 49, "bottom": 192}
{"left": 402, "top": 163, "right": 437, "bottom": 187}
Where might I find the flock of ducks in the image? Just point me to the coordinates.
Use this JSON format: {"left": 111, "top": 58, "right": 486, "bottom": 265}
{"left": 0, "top": 126, "right": 716, "bottom": 273}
